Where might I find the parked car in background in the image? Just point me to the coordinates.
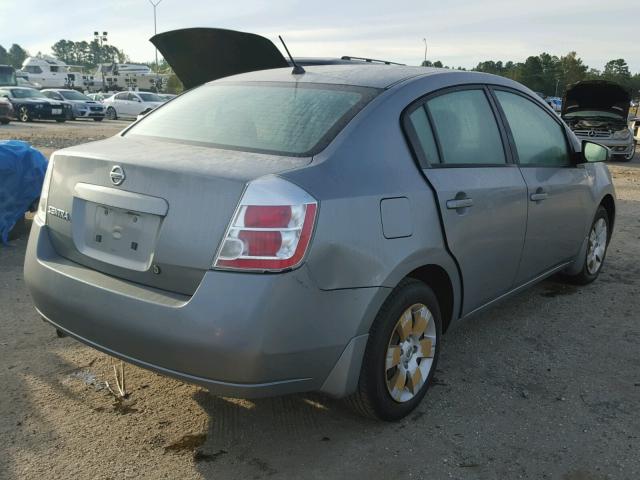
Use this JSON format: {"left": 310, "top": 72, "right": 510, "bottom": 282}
{"left": 546, "top": 96, "right": 562, "bottom": 113}
{"left": 562, "top": 80, "right": 635, "bottom": 161}
{"left": 42, "top": 89, "right": 106, "bottom": 121}
{"left": 102, "top": 91, "right": 165, "bottom": 119}
{"left": 87, "top": 93, "right": 110, "bottom": 102}
{"left": 25, "top": 61, "right": 616, "bottom": 421}
{"left": 159, "top": 93, "right": 177, "bottom": 101}
{"left": 0, "top": 86, "right": 67, "bottom": 123}
{"left": 0, "top": 96, "right": 13, "bottom": 124}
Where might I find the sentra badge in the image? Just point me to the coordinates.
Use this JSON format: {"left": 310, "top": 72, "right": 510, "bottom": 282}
{"left": 48, "top": 206, "right": 71, "bottom": 221}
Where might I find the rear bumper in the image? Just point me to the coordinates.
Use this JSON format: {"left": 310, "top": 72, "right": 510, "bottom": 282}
{"left": 24, "top": 220, "right": 385, "bottom": 398}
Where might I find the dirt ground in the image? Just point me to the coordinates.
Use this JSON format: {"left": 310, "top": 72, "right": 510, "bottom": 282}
{"left": 1, "top": 121, "right": 639, "bottom": 480}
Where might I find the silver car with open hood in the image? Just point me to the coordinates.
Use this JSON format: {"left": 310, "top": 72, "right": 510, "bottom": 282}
{"left": 562, "top": 80, "right": 635, "bottom": 161}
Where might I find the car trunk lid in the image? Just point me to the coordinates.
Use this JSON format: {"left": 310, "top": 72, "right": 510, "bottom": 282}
{"left": 150, "top": 28, "right": 289, "bottom": 89}
{"left": 45, "top": 135, "right": 309, "bottom": 295}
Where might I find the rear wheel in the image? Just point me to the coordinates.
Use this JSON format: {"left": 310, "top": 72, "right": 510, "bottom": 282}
{"left": 563, "top": 205, "right": 609, "bottom": 285}
{"left": 106, "top": 107, "right": 117, "bottom": 120}
{"left": 347, "top": 278, "right": 441, "bottom": 421}
{"left": 18, "top": 106, "right": 30, "bottom": 122}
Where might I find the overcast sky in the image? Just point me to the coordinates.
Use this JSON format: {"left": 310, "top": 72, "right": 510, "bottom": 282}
{"left": 1, "top": 0, "right": 638, "bottom": 72}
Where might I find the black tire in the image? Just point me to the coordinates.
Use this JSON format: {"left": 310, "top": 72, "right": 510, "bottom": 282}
{"left": 106, "top": 107, "right": 117, "bottom": 120}
{"left": 55, "top": 119, "right": 66, "bottom": 123}
{"left": 93, "top": 117, "right": 104, "bottom": 122}
{"left": 0, "top": 118, "right": 9, "bottom": 125}
{"left": 346, "top": 278, "right": 442, "bottom": 421}
{"left": 562, "top": 205, "right": 610, "bottom": 285}
{"left": 18, "top": 106, "right": 30, "bottom": 122}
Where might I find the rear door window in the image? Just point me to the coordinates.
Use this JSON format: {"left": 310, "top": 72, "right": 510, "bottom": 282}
{"left": 425, "top": 89, "right": 506, "bottom": 165}
{"left": 494, "top": 90, "right": 571, "bottom": 167}
{"left": 126, "top": 82, "right": 379, "bottom": 157}
{"left": 408, "top": 106, "right": 441, "bottom": 164}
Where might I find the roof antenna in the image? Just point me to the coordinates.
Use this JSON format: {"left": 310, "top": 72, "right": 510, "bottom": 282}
{"left": 279, "top": 35, "right": 305, "bottom": 75}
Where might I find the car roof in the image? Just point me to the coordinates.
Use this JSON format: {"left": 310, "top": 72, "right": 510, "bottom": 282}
{"left": 215, "top": 64, "right": 448, "bottom": 89}
{"left": 215, "top": 64, "right": 526, "bottom": 91}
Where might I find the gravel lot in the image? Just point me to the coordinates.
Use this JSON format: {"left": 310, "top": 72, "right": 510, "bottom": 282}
{"left": 1, "top": 121, "right": 639, "bottom": 480}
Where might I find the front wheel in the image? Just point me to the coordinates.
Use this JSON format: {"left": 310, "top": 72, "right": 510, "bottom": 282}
{"left": 106, "top": 107, "right": 117, "bottom": 120}
{"left": 55, "top": 119, "right": 66, "bottom": 123}
{"left": 18, "top": 106, "right": 30, "bottom": 122}
{"left": 346, "top": 278, "right": 442, "bottom": 421}
{"left": 563, "top": 205, "right": 610, "bottom": 285}
{"left": 93, "top": 117, "right": 104, "bottom": 122}
{"left": 622, "top": 142, "right": 636, "bottom": 162}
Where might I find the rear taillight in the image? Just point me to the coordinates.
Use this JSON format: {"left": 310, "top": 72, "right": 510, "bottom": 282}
{"left": 35, "top": 155, "right": 55, "bottom": 224}
{"left": 213, "top": 176, "right": 318, "bottom": 272}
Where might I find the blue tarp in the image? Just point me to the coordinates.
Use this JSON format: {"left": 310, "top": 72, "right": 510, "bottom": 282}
{"left": 0, "top": 140, "right": 47, "bottom": 244}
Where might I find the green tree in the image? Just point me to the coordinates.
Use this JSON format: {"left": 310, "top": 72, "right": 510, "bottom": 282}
{"left": 518, "top": 56, "right": 545, "bottom": 92}
{"left": 603, "top": 59, "right": 631, "bottom": 79}
{"left": 166, "top": 72, "right": 183, "bottom": 94}
{"left": 8, "top": 44, "right": 28, "bottom": 68}
{"left": 0, "top": 45, "right": 8, "bottom": 65}
{"left": 557, "top": 51, "right": 587, "bottom": 93}
{"left": 51, "top": 39, "right": 74, "bottom": 64}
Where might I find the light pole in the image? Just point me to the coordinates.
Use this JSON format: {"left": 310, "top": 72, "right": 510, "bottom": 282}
{"left": 149, "top": 0, "right": 163, "bottom": 91}
{"left": 94, "top": 31, "right": 108, "bottom": 92}
{"left": 421, "top": 38, "right": 428, "bottom": 66}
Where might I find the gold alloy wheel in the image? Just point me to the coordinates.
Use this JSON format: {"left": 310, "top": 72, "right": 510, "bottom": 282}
{"left": 385, "top": 303, "right": 436, "bottom": 403}
{"left": 586, "top": 217, "right": 607, "bottom": 275}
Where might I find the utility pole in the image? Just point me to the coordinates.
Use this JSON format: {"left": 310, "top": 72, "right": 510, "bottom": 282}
{"left": 94, "top": 31, "right": 108, "bottom": 92}
{"left": 555, "top": 78, "right": 560, "bottom": 97}
{"left": 421, "top": 38, "right": 428, "bottom": 66}
{"left": 149, "top": 0, "right": 163, "bottom": 91}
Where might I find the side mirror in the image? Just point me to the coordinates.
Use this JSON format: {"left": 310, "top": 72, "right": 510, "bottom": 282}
{"left": 581, "top": 141, "right": 609, "bottom": 163}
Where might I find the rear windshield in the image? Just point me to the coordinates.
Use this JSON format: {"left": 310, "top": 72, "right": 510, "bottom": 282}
{"left": 126, "top": 82, "right": 379, "bottom": 156}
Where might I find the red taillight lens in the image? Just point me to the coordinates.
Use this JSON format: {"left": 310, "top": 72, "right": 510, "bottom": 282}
{"left": 213, "top": 177, "right": 318, "bottom": 272}
{"left": 244, "top": 205, "right": 292, "bottom": 228}
{"left": 238, "top": 230, "right": 282, "bottom": 256}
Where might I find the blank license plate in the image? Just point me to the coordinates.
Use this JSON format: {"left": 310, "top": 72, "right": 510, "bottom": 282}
{"left": 52, "top": 108, "right": 62, "bottom": 115}
{"left": 75, "top": 202, "right": 162, "bottom": 271}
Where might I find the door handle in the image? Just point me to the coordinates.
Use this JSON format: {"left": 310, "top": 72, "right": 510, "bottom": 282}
{"left": 446, "top": 198, "right": 474, "bottom": 209}
{"left": 529, "top": 192, "right": 549, "bottom": 202}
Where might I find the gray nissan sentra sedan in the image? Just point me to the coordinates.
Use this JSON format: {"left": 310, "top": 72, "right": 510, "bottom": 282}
{"left": 25, "top": 64, "right": 616, "bottom": 420}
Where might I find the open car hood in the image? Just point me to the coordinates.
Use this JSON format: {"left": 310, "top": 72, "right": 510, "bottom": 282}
{"left": 150, "top": 28, "right": 289, "bottom": 89}
{"left": 562, "top": 80, "right": 630, "bottom": 119}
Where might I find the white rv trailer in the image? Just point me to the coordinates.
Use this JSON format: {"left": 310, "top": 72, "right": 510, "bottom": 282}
{"left": 20, "top": 56, "right": 98, "bottom": 90}
{"left": 93, "top": 63, "right": 168, "bottom": 92}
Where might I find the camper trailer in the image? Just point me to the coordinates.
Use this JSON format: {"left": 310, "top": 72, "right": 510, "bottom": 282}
{"left": 93, "top": 63, "right": 167, "bottom": 92}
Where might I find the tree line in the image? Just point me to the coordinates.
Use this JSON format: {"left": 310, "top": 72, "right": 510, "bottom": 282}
{"left": 0, "top": 44, "right": 29, "bottom": 69}
{"left": 427, "top": 52, "right": 638, "bottom": 98}
{"left": 0, "top": 40, "right": 127, "bottom": 70}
